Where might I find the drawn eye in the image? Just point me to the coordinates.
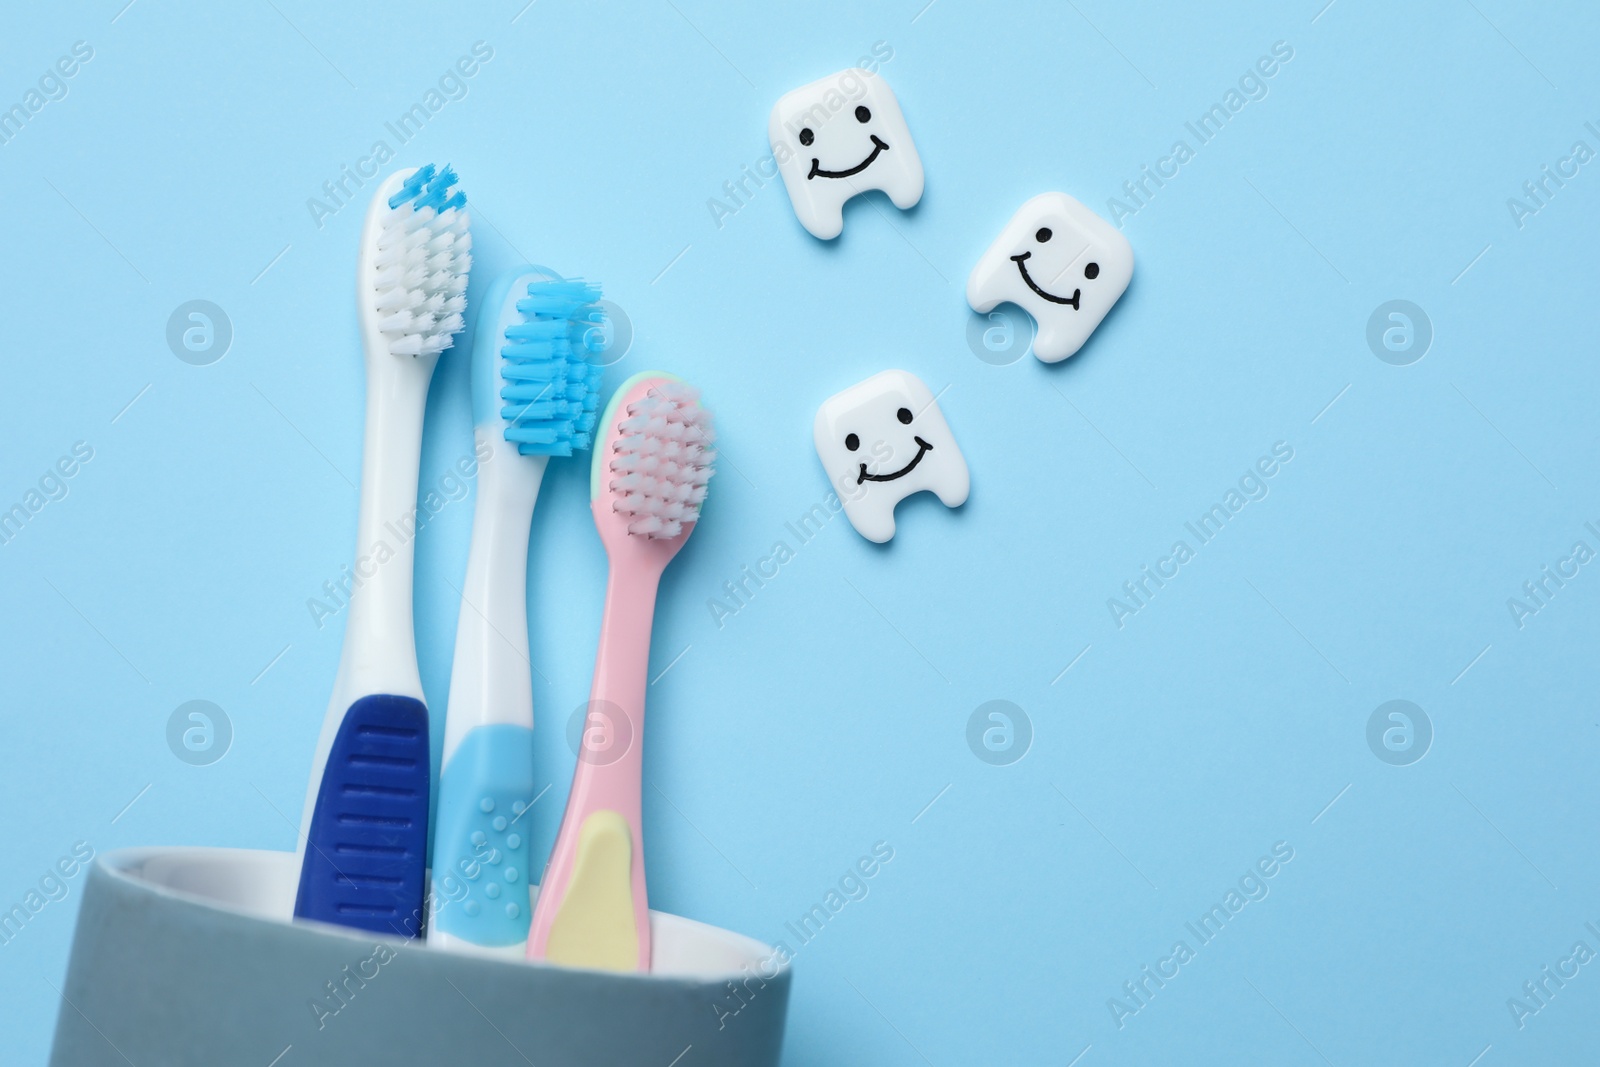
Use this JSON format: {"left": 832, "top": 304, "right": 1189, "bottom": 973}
{"left": 799, "top": 128, "right": 814, "bottom": 146}
{"left": 896, "top": 408, "right": 912, "bottom": 424}
{"left": 1085, "top": 262, "right": 1100, "bottom": 279}
{"left": 1035, "top": 227, "right": 1052, "bottom": 243}
{"left": 845, "top": 433, "right": 860, "bottom": 451}
{"left": 855, "top": 106, "right": 871, "bottom": 123}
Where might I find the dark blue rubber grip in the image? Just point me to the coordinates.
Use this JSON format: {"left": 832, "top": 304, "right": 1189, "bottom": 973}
{"left": 294, "top": 694, "right": 430, "bottom": 937}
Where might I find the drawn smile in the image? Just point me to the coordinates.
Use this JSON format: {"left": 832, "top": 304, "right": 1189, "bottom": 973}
{"left": 858, "top": 436, "right": 932, "bottom": 484}
{"left": 808, "top": 135, "right": 889, "bottom": 180}
{"left": 1010, "top": 251, "right": 1080, "bottom": 309}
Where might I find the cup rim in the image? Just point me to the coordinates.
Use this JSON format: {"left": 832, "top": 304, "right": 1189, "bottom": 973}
{"left": 93, "top": 846, "right": 789, "bottom": 983}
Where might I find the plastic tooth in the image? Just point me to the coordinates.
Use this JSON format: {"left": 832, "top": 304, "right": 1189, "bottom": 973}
{"left": 436, "top": 312, "right": 464, "bottom": 337}
{"left": 390, "top": 334, "right": 423, "bottom": 357}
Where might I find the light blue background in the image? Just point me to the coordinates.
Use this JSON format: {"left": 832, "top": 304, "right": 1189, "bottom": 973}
{"left": 2, "top": 0, "right": 1598, "bottom": 1063}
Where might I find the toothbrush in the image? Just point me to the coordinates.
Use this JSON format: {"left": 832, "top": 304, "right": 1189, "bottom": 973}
{"left": 527, "top": 372, "right": 715, "bottom": 971}
{"left": 428, "top": 268, "right": 605, "bottom": 956}
{"left": 294, "top": 164, "right": 471, "bottom": 936}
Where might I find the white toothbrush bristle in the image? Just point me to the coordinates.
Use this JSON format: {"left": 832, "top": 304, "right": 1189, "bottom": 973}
{"left": 370, "top": 166, "right": 471, "bottom": 360}
{"left": 608, "top": 382, "right": 715, "bottom": 539}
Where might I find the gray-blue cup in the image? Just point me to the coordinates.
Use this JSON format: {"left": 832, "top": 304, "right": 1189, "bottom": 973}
{"left": 50, "top": 848, "right": 790, "bottom": 1065}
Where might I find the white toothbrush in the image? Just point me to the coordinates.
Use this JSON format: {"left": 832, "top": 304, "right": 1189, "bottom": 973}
{"left": 294, "top": 164, "right": 471, "bottom": 936}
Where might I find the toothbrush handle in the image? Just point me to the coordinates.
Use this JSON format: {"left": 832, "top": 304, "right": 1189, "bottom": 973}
{"left": 336, "top": 362, "right": 433, "bottom": 702}
{"left": 295, "top": 693, "right": 430, "bottom": 936}
{"left": 528, "top": 558, "right": 660, "bottom": 970}
{"left": 430, "top": 436, "right": 545, "bottom": 952}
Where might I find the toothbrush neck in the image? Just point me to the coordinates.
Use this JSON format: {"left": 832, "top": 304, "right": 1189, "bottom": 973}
{"left": 441, "top": 432, "right": 546, "bottom": 759}
{"left": 337, "top": 359, "right": 436, "bottom": 701}
{"left": 589, "top": 556, "right": 664, "bottom": 772}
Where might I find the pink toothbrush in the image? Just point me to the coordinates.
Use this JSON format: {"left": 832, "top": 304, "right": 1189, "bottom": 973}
{"left": 528, "top": 372, "right": 715, "bottom": 971}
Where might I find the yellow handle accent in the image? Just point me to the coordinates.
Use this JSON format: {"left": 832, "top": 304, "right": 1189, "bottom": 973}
{"left": 545, "top": 810, "right": 638, "bottom": 971}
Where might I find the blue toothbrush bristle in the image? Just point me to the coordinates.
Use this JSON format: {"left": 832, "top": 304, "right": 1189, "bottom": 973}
{"left": 500, "top": 280, "right": 605, "bottom": 456}
{"left": 388, "top": 163, "right": 464, "bottom": 213}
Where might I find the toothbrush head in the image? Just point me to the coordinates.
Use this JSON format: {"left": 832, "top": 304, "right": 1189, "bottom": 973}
{"left": 472, "top": 267, "right": 605, "bottom": 456}
{"left": 360, "top": 164, "right": 471, "bottom": 362}
{"left": 592, "top": 373, "right": 715, "bottom": 548}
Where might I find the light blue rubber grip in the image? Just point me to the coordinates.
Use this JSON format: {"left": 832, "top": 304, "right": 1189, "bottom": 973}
{"left": 431, "top": 724, "right": 537, "bottom": 946}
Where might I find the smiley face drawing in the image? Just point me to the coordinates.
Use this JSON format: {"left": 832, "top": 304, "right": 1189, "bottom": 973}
{"left": 814, "top": 370, "right": 968, "bottom": 543}
{"left": 967, "top": 193, "right": 1133, "bottom": 362}
{"left": 770, "top": 69, "right": 924, "bottom": 240}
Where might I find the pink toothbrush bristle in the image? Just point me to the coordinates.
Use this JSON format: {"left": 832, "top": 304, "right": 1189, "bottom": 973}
{"left": 609, "top": 382, "right": 715, "bottom": 539}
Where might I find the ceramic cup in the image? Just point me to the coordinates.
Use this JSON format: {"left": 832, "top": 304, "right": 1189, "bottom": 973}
{"left": 49, "top": 847, "right": 790, "bottom": 1066}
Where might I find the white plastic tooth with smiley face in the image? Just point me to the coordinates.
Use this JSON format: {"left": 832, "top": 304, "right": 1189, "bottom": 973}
{"left": 769, "top": 69, "right": 924, "bottom": 240}
{"left": 967, "top": 192, "right": 1133, "bottom": 363}
{"left": 814, "top": 370, "right": 968, "bottom": 544}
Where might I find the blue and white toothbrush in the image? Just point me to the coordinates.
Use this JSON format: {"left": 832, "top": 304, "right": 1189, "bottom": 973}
{"left": 294, "top": 164, "right": 471, "bottom": 936}
{"left": 427, "top": 268, "right": 604, "bottom": 955}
